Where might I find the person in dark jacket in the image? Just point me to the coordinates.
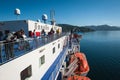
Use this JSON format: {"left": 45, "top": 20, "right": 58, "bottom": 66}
{"left": 4, "top": 30, "right": 15, "bottom": 60}
{"left": 0, "top": 31, "right": 3, "bottom": 41}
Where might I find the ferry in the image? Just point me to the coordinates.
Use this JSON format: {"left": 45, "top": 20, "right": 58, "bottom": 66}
{"left": 0, "top": 12, "right": 90, "bottom": 80}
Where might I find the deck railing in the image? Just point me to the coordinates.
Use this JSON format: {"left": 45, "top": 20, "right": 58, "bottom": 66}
{"left": 0, "top": 33, "right": 67, "bottom": 65}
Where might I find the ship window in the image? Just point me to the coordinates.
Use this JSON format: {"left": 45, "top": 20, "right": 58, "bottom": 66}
{"left": 39, "top": 55, "right": 45, "bottom": 67}
{"left": 20, "top": 65, "right": 32, "bottom": 80}
{"left": 58, "top": 44, "right": 60, "bottom": 49}
{"left": 53, "top": 47, "right": 55, "bottom": 54}
{"left": 38, "top": 25, "right": 40, "bottom": 30}
{"left": 34, "top": 23, "right": 37, "bottom": 29}
{"left": 41, "top": 26, "right": 43, "bottom": 29}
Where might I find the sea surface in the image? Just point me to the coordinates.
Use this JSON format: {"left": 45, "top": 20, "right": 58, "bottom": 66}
{"left": 80, "top": 31, "right": 120, "bottom": 80}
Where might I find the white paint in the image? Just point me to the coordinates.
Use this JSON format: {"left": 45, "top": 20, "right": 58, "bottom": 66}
{"left": 0, "top": 36, "right": 67, "bottom": 80}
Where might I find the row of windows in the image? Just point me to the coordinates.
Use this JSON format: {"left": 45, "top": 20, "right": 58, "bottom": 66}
{"left": 39, "top": 43, "right": 61, "bottom": 68}
{"left": 39, "top": 43, "right": 60, "bottom": 67}
{"left": 48, "top": 46, "right": 65, "bottom": 80}
{"left": 20, "top": 43, "right": 61, "bottom": 80}
{"left": 53, "top": 43, "right": 60, "bottom": 54}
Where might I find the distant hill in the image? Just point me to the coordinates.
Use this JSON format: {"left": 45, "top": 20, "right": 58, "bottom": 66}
{"left": 57, "top": 24, "right": 94, "bottom": 32}
{"left": 85, "top": 25, "right": 120, "bottom": 31}
{"left": 57, "top": 24, "right": 120, "bottom": 32}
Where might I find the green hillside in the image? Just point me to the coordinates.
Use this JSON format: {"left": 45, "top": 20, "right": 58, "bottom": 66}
{"left": 57, "top": 24, "right": 94, "bottom": 32}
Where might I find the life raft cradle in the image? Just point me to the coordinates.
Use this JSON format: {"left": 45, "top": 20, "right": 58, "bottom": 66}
{"left": 64, "top": 52, "right": 90, "bottom": 80}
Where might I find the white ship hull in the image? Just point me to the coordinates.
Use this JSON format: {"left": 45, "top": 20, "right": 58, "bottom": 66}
{"left": 0, "top": 35, "right": 69, "bottom": 80}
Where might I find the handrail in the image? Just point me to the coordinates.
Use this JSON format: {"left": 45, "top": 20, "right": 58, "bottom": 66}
{"left": 0, "top": 33, "right": 68, "bottom": 65}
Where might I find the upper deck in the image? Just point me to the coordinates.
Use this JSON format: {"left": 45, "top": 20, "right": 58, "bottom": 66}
{"left": 0, "top": 19, "right": 63, "bottom": 65}
{"left": 0, "top": 33, "right": 67, "bottom": 65}
{"left": 0, "top": 31, "right": 82, "bottom": 80}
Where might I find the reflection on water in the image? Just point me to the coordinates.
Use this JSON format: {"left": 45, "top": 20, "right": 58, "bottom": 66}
{"left": 80, "top": 31, "right": 120, "bottom": 80}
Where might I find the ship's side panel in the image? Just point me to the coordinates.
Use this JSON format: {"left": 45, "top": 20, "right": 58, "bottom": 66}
{"left": 41, "top": 42, "right": 68, "bottom": 80}
{"left": 0, "top": 36, "right": 66, "bottom": 80}
{"left": 27, "top": 20, "right": 60, "bottom": 34}
{"left": 27, "top": 20, "right": 50, "bottom": 33}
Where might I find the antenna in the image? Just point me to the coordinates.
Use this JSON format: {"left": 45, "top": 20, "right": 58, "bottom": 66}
{"left": 50, "top": 9, "right": 56, "bottom": 25}
{"left": 42, "top": 14, "right": 48, "bottom": 23}
{"left": 14, "top": 8, "right": 21, "bottom": 20}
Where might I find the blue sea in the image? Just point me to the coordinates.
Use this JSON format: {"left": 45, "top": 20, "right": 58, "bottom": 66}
{"left": 80, "top": 31, "right": 120, "bottom": 80}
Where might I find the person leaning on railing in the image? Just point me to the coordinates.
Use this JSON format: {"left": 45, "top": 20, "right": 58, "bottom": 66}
{"left": 0, "top": 42, "right": 2, "bottom": 61}
{"left": 0, "top": 31, "right": 3, "bottom": 41}
{"left": 3, "top": 30, "right": 16, "bottom": 60}
{"left": 41, "top": 29, "right": 46, "bottom": 37}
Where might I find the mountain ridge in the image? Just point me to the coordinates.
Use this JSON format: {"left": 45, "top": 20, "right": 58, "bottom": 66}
{"left": 57, "top": 24, "right": 94, "bottom": 32}
{"left": 57, "top": 24, "right": 120, "bottom": 32}
{"left": 84, "top": 24, "right": 120, "bottom": 31}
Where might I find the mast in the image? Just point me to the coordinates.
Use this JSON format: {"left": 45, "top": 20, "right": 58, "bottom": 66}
{"left": 50, "top": 9, "right": 56, "bottom": 25}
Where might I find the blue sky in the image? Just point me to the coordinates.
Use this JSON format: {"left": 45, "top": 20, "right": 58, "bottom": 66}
{"left": 0, "top": 0, "right": 120, "bottom": 26}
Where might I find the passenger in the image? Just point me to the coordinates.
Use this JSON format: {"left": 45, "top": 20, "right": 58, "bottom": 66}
{"left": 3, "top": 30, "right": 10, "bottom": 60}
{"left": 32, "top": 29, "right": 39, "bottom": 48}
{"left": 50, "top": 28, "right": 54, "bottom": 34}
{"left": 41, "top": 29, "right": 46, "bottom": 37}
{"left": 0, "top": 31, "right": 3, "bottom": 60}
{"left": 21, "top": 30, "right": 27, "bottom": 39}
{"left": 48, "top": 31, "right": 52, "bottom": 41}
{"left": 21, "top": 30, "right": 30, "bottom": 50}
{"left": 0, "top": 42, "right": 2, "bottom": 61}
{"left": 56, "top": 28, "right": 60, "bottom": 34}
{"left": 0, "top": 30, "right": 3, "bottom": 41}
{"left": 69, "top": 35, "right": 72, "bottom": 48}
{"left": 33, "top": 29, "right": 36, "bottom": 38}
{"left": 41, "top": 29, "right": 47, "bottom": 44}
{"left": 48, "top": 31, "right": 51, "bottom": 35}
{"left": 18, "top": 29, "right": 30, "bottom": 50}
{"left": 48, "top": 28, "right": 55, "bottom": 41}
{"left": 3, "top": 30, "right": 15, "bottom": 60}
{"left": 14, "top": 31, "right": 23, "bottom": 39}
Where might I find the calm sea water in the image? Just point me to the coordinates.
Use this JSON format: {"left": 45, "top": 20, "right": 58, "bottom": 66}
{"left": 80, "top": 31, "right": 120, "bottom": 80}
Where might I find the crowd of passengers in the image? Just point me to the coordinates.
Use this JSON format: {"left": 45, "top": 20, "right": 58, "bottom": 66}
{"left": 0, "top": 28, "right": 61, "bottom": 60}
{"left": 0, "top": 28, "right": 56, "bottom": 41}
{"left": 0, "top": 29, "right": 27, "bottom": 60}
{"left": 0, "top": 29, "right": 26, "bottom": 42}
